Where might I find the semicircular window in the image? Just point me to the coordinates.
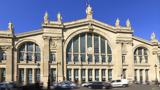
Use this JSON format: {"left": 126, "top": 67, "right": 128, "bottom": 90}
{"left": 18, "top": 42, "right": 41, "bottom": 62}
{"left": 66, "top": 32, "right": 112, "bottom": 64}
{"left": 134, "top": 47, "right": 148, "bottom": 63}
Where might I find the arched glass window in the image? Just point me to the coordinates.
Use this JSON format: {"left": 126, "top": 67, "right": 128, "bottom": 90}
{"left": 134, "top": 47, "right": 148, "bottom": 63}
{"left": 0, "top": 50, "right": 6, "bottom": 61}
{"left": 19, "top": 42, "right": 41, "bottom": 61}
{"left": 66, "top": 32, "right": 112, "bottom": 63}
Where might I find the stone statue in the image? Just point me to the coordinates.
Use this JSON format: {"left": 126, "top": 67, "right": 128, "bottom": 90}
{"left": 115, "top": 18, "right": 120, "bottom": 27}
{"left": 126, "top": 19, "right": 131, "bottom": 27}
{"left": 86, "top": 4, "right": 92, "bottom": 15}
{"left": 86, "top": 4, "right": 93, "bottom": 19}
{"left": 57, "top": 12, "right": 62, "bottom": 22}
{"left": 151, "top": 32, "right": 156, "bottom": 40}
{"left": 8, "top": 21, "right": 13, "bottom": 30}
{"left": 44, "top": 11, "right": 49, "bottom": 24}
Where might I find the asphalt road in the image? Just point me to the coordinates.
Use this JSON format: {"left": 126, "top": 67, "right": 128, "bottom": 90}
{"left": 73, "top": 84, "right": 160, "bottom": 90}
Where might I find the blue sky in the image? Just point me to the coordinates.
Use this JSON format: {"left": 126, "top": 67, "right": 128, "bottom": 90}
{"left": 0, "top": 0, "right": 160, "bottom": 40}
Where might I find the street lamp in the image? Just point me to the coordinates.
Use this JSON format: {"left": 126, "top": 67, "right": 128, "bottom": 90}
{"left": 154, "top": 64, "right": 158, "bottom": 85}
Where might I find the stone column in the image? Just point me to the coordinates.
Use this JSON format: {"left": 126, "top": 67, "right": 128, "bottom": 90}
{"left": 78, "top": 68, "right": 81, "bottom": 84}
{"left": 99, "top": 69, "right": 102, "bottom": 81}
{"left": 106, "top": 69, "right": 108, "bottom": 81}
{"left": 42, "top": 36, "right": 50, "bottom": 87}
{"left": 71, "top": 68, "right": 74, "bottom": 82}
{"left": 92, "top": 69, "right": 95, "bottom": 81}
{"left": 24, "top": 68, "right": 27, "bottom": 85}
{"left": 86, "top": 69, "right": 88, "bottom": 82}
{"left": 142, "top": 69, "right": 146, "bottom": 84}
{"left": 6, "top": 46, "right": 13, "bottom": 82}
{"left": 137, "top": 69, "right": 140, "bottom": 83}
{"left": 92, "top": 34, "right": 95, "bottom": 64}
{"left": 32, "top": 68, "right": 35, "bottom": 83}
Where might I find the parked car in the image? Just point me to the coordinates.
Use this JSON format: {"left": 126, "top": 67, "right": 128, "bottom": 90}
{"left": 54, "top": 81, "right": 78, "bottom": 89}
{"left": 103, "top": 82, "right": 112, "bottom": 89}
{"left": 87, "top": 82, "right": 111, "bottom": 89}
{"left": 81, "top": 82, "right": 92, "bottom": 87}
{"left": 111, "top": 79, "right": 129, "bottom": 87}
{"left": 65, "top": 81, "right": 78, "bottom": 88}
{"left": 0, "top": 82, "right": 16, "bottom": 90}
{"left": 55, "top": 82, "right": 71, "bottom": 89}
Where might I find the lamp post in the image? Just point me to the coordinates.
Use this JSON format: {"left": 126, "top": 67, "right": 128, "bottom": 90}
{"left": 154, "top": 64, "right": 158, "bottom": 85}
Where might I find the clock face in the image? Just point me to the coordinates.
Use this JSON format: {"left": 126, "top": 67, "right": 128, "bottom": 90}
{"left": 87, "top": 47, "right": 93, "bottom": 54}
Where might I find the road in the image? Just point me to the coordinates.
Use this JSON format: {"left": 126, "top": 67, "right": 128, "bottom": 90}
{"left": 73, "top": 84, "right": 160, "bottom": 90}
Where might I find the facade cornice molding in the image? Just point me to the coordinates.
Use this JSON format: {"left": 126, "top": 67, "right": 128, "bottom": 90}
{"left": 16, "top": 29, "right": 43, "bottom": 38}
{"left": 63, "top": 18, "right": 133, "bottom": 33}
{"left": 42, "top": 21, "right": 64, "bottom": 29}
{"left": 133, "top": 36, "right": 152, "bottom": 45}
{"left": 0, "top": 30, "right": 13, "bottom": 38}
{"left": 0, "top": 45, "right": 13, "bottom": 51}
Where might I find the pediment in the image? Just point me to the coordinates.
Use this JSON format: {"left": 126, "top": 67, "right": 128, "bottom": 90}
{"left": 63, "top": 18, "right": 133, "bottom": 33}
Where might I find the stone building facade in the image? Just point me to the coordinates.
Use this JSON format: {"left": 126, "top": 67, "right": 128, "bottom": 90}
{"left": 0, "top": 5, "right": 160, "bottom": 87}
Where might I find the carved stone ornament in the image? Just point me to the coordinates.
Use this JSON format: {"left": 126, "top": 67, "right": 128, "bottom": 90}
{"left": 0, "top": 45, "right": 12, "bottom": 51}
{"left": 43, "top": 36, "right": 50, "bottom": 40}
{"left": 116, "top": 40, "right": 133, "bottom": 45}
{"left": 50, "top": 39, "right": 57, "bottom": 49}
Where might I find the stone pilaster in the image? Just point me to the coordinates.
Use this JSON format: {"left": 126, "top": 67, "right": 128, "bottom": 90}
{"left": 6, "top": 46, "right": 13, "bottom": 82}
{"left": 42, "top": 36, "right": 50, "bottom": 87}
{"left": 56, "top": 38, "right": 63, "bottom": 82}
{"left": 126, "top": 43, "right": 134, "bottom": 82}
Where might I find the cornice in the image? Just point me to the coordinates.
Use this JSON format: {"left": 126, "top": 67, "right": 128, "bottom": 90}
{"left": 133, "top": 36, "right": 152, "bottom": 45}
{"left": 16, "top": 29, "right": 43, "bottom": 38}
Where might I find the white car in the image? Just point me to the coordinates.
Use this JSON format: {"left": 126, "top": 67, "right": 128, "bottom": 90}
{"left": 81, "top": 82, "right": 92, "bottom": 87}
{"left": 111, "top": 79, "right": 129, "bottom": 87}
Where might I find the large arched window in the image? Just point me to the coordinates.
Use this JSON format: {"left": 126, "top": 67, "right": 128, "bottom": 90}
{"left": 0, "top": 50, "right": 6, "bottom": 61}
{"left": 66, "top": 32, "right": 112, "bottom": 63}
{"left": 134, "top": 47, "right": 148, "bottom": 63}
{"left": 19, "top": 42, "right": 41, "bottom": 61}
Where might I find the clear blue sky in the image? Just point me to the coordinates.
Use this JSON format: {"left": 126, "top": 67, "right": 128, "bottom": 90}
{"left": 0, "top": 0, "right": 160, "bottom": 40}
